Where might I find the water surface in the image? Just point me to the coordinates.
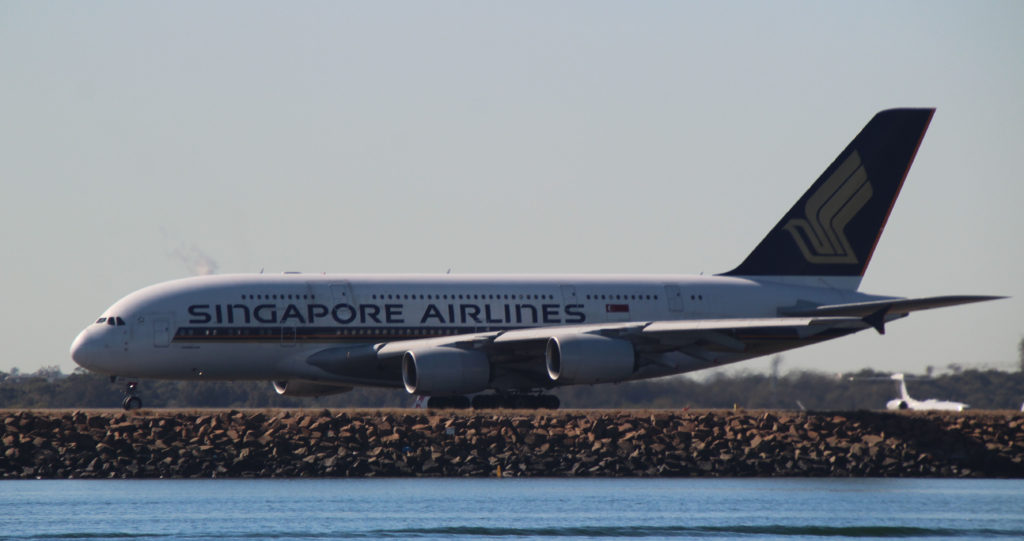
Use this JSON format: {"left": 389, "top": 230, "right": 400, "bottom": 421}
{"left": 2, "top": 478, "right": 1023, "bottom": 539}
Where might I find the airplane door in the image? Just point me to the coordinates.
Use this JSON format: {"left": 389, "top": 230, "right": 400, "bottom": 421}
{"left": 153, "top": 316, "right": 171, "bottom": 347}
{"left": 330, "top": 281, "right": 355, "bottom": 304}
{"left": 665, "top": 285, "right": 685, "bottom": 312}
{"left": 560, "top": 285, "right": 578, "bottom": 305}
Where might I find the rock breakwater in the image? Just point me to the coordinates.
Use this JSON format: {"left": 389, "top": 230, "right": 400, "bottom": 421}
{"left": 2, "top": 409, "right": 1022, "bottom": 479}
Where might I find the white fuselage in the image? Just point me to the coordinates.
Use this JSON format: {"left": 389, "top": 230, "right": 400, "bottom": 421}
{"left": 70, "top": 272, "right": 880, "bottom": 384}
{"left": 886, "top": 398, "right": 968, "bottom": 412}
{"left": 885, "top": 378, "right": 968, "bottom": 411}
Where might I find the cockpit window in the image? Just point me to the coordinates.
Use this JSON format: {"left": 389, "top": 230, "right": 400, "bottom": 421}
{"left": 96, "top": 317, "right": 107, "bottom": 324}
{"left": 107, "top": 318, "right": 116, "bottom": 326}
{"left": 115, "top": 317, "right": 126, "bottom": 326}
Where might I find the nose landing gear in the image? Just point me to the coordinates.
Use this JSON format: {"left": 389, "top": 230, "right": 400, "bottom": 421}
{"left": 120, "top": 381, "right": 142, "bottom": 410}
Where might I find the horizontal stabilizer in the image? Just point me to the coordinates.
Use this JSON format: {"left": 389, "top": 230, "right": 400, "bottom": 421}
{"left": 781, "top": 295, "right": 1005, "bottom": 319}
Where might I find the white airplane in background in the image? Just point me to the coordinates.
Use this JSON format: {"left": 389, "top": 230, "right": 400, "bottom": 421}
{"left": 71, "top": 108, "right": 1002, "bottom": 410}
{"left": 886, "top": 373, "right": 968, "bottom": 412}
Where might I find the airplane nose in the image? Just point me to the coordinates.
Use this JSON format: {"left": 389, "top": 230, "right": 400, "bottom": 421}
{"left": 70, "top": 328, "right": 105, "bottom": 372}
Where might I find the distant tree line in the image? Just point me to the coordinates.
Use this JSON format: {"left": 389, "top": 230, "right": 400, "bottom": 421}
{"left": 2, "top": 366, "right": 1023, "bottom": 410}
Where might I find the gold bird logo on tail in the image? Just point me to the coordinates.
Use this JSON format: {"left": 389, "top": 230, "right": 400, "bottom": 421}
{"left": 783, "top": 151, "right": 872, "bottom": 264}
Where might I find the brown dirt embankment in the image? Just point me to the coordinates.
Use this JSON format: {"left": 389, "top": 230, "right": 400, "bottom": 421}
{"left": 2, "top": 409, "right": 1022, "bottom": 478}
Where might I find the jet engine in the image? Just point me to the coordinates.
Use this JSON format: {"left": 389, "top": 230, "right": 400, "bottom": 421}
{"left": 546, "top": 334, "right": 635, "bottom": 384}
{"left": 401, "top": 347, "right": 490, "bottom": 395}
{"left": 272, "top": 380, "right": 353, "bottom": 397}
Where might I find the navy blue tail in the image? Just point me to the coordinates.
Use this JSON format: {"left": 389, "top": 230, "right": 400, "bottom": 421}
{"left": 722, "top": 108, "right": 934, "bottom": 288}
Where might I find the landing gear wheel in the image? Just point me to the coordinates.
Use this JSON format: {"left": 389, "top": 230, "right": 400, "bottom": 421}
{"left": 470, "top": 393, "right": 560, "bottom": 410}
{"left": 426, "top": 395, "right": 471, "bottom": 409}
{"left": 122, "top": 396, "right": 142, "bottom": 410}
{"left": 471, "top": 394, "right": 498, "bottom": 409}
{"left": 120, "top": 381, "right": 141, "bottom": 410}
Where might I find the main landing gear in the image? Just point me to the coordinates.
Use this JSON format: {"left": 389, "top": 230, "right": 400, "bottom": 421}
{"left": 426, "top": 393, "right": 560, "bottom": 410}
{"left": 425, "top": 395, "right": 471, "bottom": 409}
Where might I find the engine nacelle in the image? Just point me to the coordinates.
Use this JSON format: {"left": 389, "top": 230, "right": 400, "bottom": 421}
{"left": 546, "top": 334, "right": 636, "bottom": 384}
{"left": 272, "top": 380, "right": 353, "bottom": 397}
{"left": 402, "top": 347, "right": 490, "bottom": 395}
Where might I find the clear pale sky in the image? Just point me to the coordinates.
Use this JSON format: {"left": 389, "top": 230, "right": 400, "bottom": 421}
{"left": 1, "top": 1, "right": 1021, "bottom": 379}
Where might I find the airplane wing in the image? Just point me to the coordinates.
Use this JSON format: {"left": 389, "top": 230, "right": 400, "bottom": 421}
{"left": 291, "top": 295, "right": 1004, "bottom": 392}
{"left": 372, "top": 316, "right": 870, "bottom": 365}
{"left": 486, "top": 316, "right": 868, "bottom": 358}
{"left": 301, "top": 316, "right": 872, "bottom": 392}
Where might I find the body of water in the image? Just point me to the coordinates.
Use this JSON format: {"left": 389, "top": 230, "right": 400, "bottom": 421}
{"left": 1, "top": 478, "right": 1022, "bottom": 540}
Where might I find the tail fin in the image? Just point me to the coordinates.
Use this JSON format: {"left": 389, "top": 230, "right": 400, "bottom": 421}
{"left": 891, "top": 373, "right": 912, "bottom": 401}
{"left": 722, "top": 108, "right": 934, "bottom": 290}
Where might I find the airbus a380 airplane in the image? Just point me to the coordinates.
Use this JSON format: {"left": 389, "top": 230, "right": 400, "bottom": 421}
{"left": 71, "top": 109, "right": 1000, "bottom": 410}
